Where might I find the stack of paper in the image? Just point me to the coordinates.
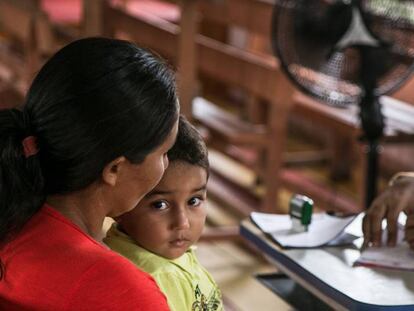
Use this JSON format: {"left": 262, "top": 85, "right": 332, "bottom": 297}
{"left": 354, "top": 223, "right": 414, "bottom": 271}
{"left": 355, "top": 244, "right": 414, "bottom": 270}
{"left": 251, "top": 212, "right": 358, "bottom": 248}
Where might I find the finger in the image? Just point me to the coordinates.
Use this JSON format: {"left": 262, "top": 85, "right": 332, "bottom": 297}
{"left": 386, "top": 206, "right": 400, "bottom": 246}
{"left": 364, "top": 195, "right": 387, "bottom": 246}
{"left": 383, "top": 184, "right": 410, "bottom": 246}
{"left": 370, "top": 211, "right": 384, "bottom": 247}
{"left": 362, "top": 215, "right": 371, "bottom": 248}
{"left": 370, "top": 205, "right": 387, "bottom": 247}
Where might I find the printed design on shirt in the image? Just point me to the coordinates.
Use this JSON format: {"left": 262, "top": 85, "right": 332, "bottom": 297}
{"left": 191, "top": 284, "right": 221, "bottom": 311}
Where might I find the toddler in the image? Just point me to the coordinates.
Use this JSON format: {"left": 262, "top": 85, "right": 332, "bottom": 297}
{"left": 105, "top": 116, "right": 223, "bottom": 311}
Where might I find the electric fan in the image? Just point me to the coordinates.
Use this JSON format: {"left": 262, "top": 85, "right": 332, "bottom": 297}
{"left": 272, "top": 0, "right": 414, "bottom": 208}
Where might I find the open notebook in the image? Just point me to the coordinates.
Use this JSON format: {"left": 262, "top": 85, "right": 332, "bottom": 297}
{"left": 251, "top": 212, "right": 358, "bottom": 249}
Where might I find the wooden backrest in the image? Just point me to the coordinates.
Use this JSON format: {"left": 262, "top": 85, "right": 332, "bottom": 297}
{"left": 0, "top": 0, "right": 55, "bottom": 94}
{"left": 0, "top": 0, "right": 38, "bottom": 43}
{"left": 198, "top": 0, "right": 274, "bottom": 57}
{"left": 104, "top": 0, "right": 291, "bottom": 106}
{"left": 199, "top": 0, "right": 273, "bottom": 38}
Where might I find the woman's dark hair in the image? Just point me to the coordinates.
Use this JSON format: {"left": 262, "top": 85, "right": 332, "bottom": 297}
{"left": 0, "top": 37, "right": 178, "bottom": 244}
{"left": 167, "top": 115, "right": 209, "bottom": 173}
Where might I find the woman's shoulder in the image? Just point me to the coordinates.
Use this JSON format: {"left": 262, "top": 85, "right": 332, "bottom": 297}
{"left": 6, "top": 205, "right": 111, "bottom": 261}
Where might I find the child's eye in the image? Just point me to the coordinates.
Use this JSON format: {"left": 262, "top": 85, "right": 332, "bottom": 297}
{"left": 151, "top": 201, "right": 168, "bottom": 210}
{"left": 188, "top": 197, "right": 203, "bottom": 207}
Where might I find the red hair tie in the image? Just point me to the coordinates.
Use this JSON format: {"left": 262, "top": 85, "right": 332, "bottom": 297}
{"left": 22, "top": 136, "right": 39, "bottom": 158}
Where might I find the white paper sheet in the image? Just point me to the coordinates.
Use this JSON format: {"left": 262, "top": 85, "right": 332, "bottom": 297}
{"left": 251, "top": 212, "right": 357, "bottom": 248}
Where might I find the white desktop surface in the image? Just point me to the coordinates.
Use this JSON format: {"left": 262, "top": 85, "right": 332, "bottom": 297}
{"left": 241, "top": 220, "right": 414, "bottom": 310}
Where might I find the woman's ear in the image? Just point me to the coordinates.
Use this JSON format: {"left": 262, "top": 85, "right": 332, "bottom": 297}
{"left": 102, "top": 156, "right": 127, "bottom": 186}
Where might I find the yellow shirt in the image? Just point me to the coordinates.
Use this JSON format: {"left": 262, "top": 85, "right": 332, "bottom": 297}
{"left": 104, "top": 224, "right": 223, "bottom": 311}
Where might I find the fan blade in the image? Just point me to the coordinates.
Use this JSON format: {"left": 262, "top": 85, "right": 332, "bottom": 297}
{"left": 361, "top": 0, "right": 414, "bottom": 95}
{"left": 334, "top": 6, "right": 380, "bottom": 50}
{"left": 273, "top": 0, "right": 361, "bottom": 106}
{"left": 272, "top": 0, "right": 414, "bottom": 105}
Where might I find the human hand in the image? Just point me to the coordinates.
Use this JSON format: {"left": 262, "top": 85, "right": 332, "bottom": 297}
{"left": 363, "top": 178, "right": 414, "bottom": 248}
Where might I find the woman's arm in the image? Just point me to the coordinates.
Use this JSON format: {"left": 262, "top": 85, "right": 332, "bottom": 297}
{"left": 65, "top": 255, "right": 170, "bottom": 311}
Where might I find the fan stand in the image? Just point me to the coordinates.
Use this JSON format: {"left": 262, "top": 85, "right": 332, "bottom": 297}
{"left": 359, "top": 46, "right": 385, "bottom": 208}
{"left": 272, "top": 0, "right": 409, "bottom": 209}
{"left": 334, "top": 3, "right": 385, "bottom": 208}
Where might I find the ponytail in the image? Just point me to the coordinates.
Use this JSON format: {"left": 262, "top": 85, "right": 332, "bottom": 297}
{"left": 0, "top": 109, "right": 45, "bottom": 245}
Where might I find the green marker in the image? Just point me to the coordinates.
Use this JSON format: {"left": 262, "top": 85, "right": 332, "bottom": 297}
{"left": 289, "top": 194, "right": 313, "bottom": 232}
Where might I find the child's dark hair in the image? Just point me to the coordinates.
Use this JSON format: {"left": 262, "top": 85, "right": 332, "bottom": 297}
{"left": 0, "top": 37, "right": 178, "bottom": 244}
{"left": 167, "top": 115, "right": 209, "bottom": 172}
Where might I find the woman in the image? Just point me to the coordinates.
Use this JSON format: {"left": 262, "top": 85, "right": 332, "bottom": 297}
{"left": 0, "top": 38, "right": 178, "bottom": 310}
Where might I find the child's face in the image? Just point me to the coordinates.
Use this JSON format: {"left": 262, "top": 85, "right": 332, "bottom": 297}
{"left": 118, "top": 161, "right": 208, "bottom": 259}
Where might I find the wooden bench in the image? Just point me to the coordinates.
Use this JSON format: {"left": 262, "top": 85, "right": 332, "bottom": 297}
{"left": 2, "top": 0, "right": 411, "bottom": 215}
{"left": 0, "top": 0, "right": 40, "bottom": 98}
{"left": 197, "top": 0, "right": 414, "bottom": 209}
{"left": 102, "top": 0, "right": 369, "bottom": 216}
{"left": 293, "top": 91, "right": 414, "bottom": 205}
{"left": 0, "top": 0, "right": 112, "bottom": 108}
{"left": 0, "top": 0, "right": 62, "bottom": 106}
{"left": 189, "top": 0, "right": 362, "bottom": 214}
{"left": 22, "top": 0, "right": 413, "bottom": 215}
